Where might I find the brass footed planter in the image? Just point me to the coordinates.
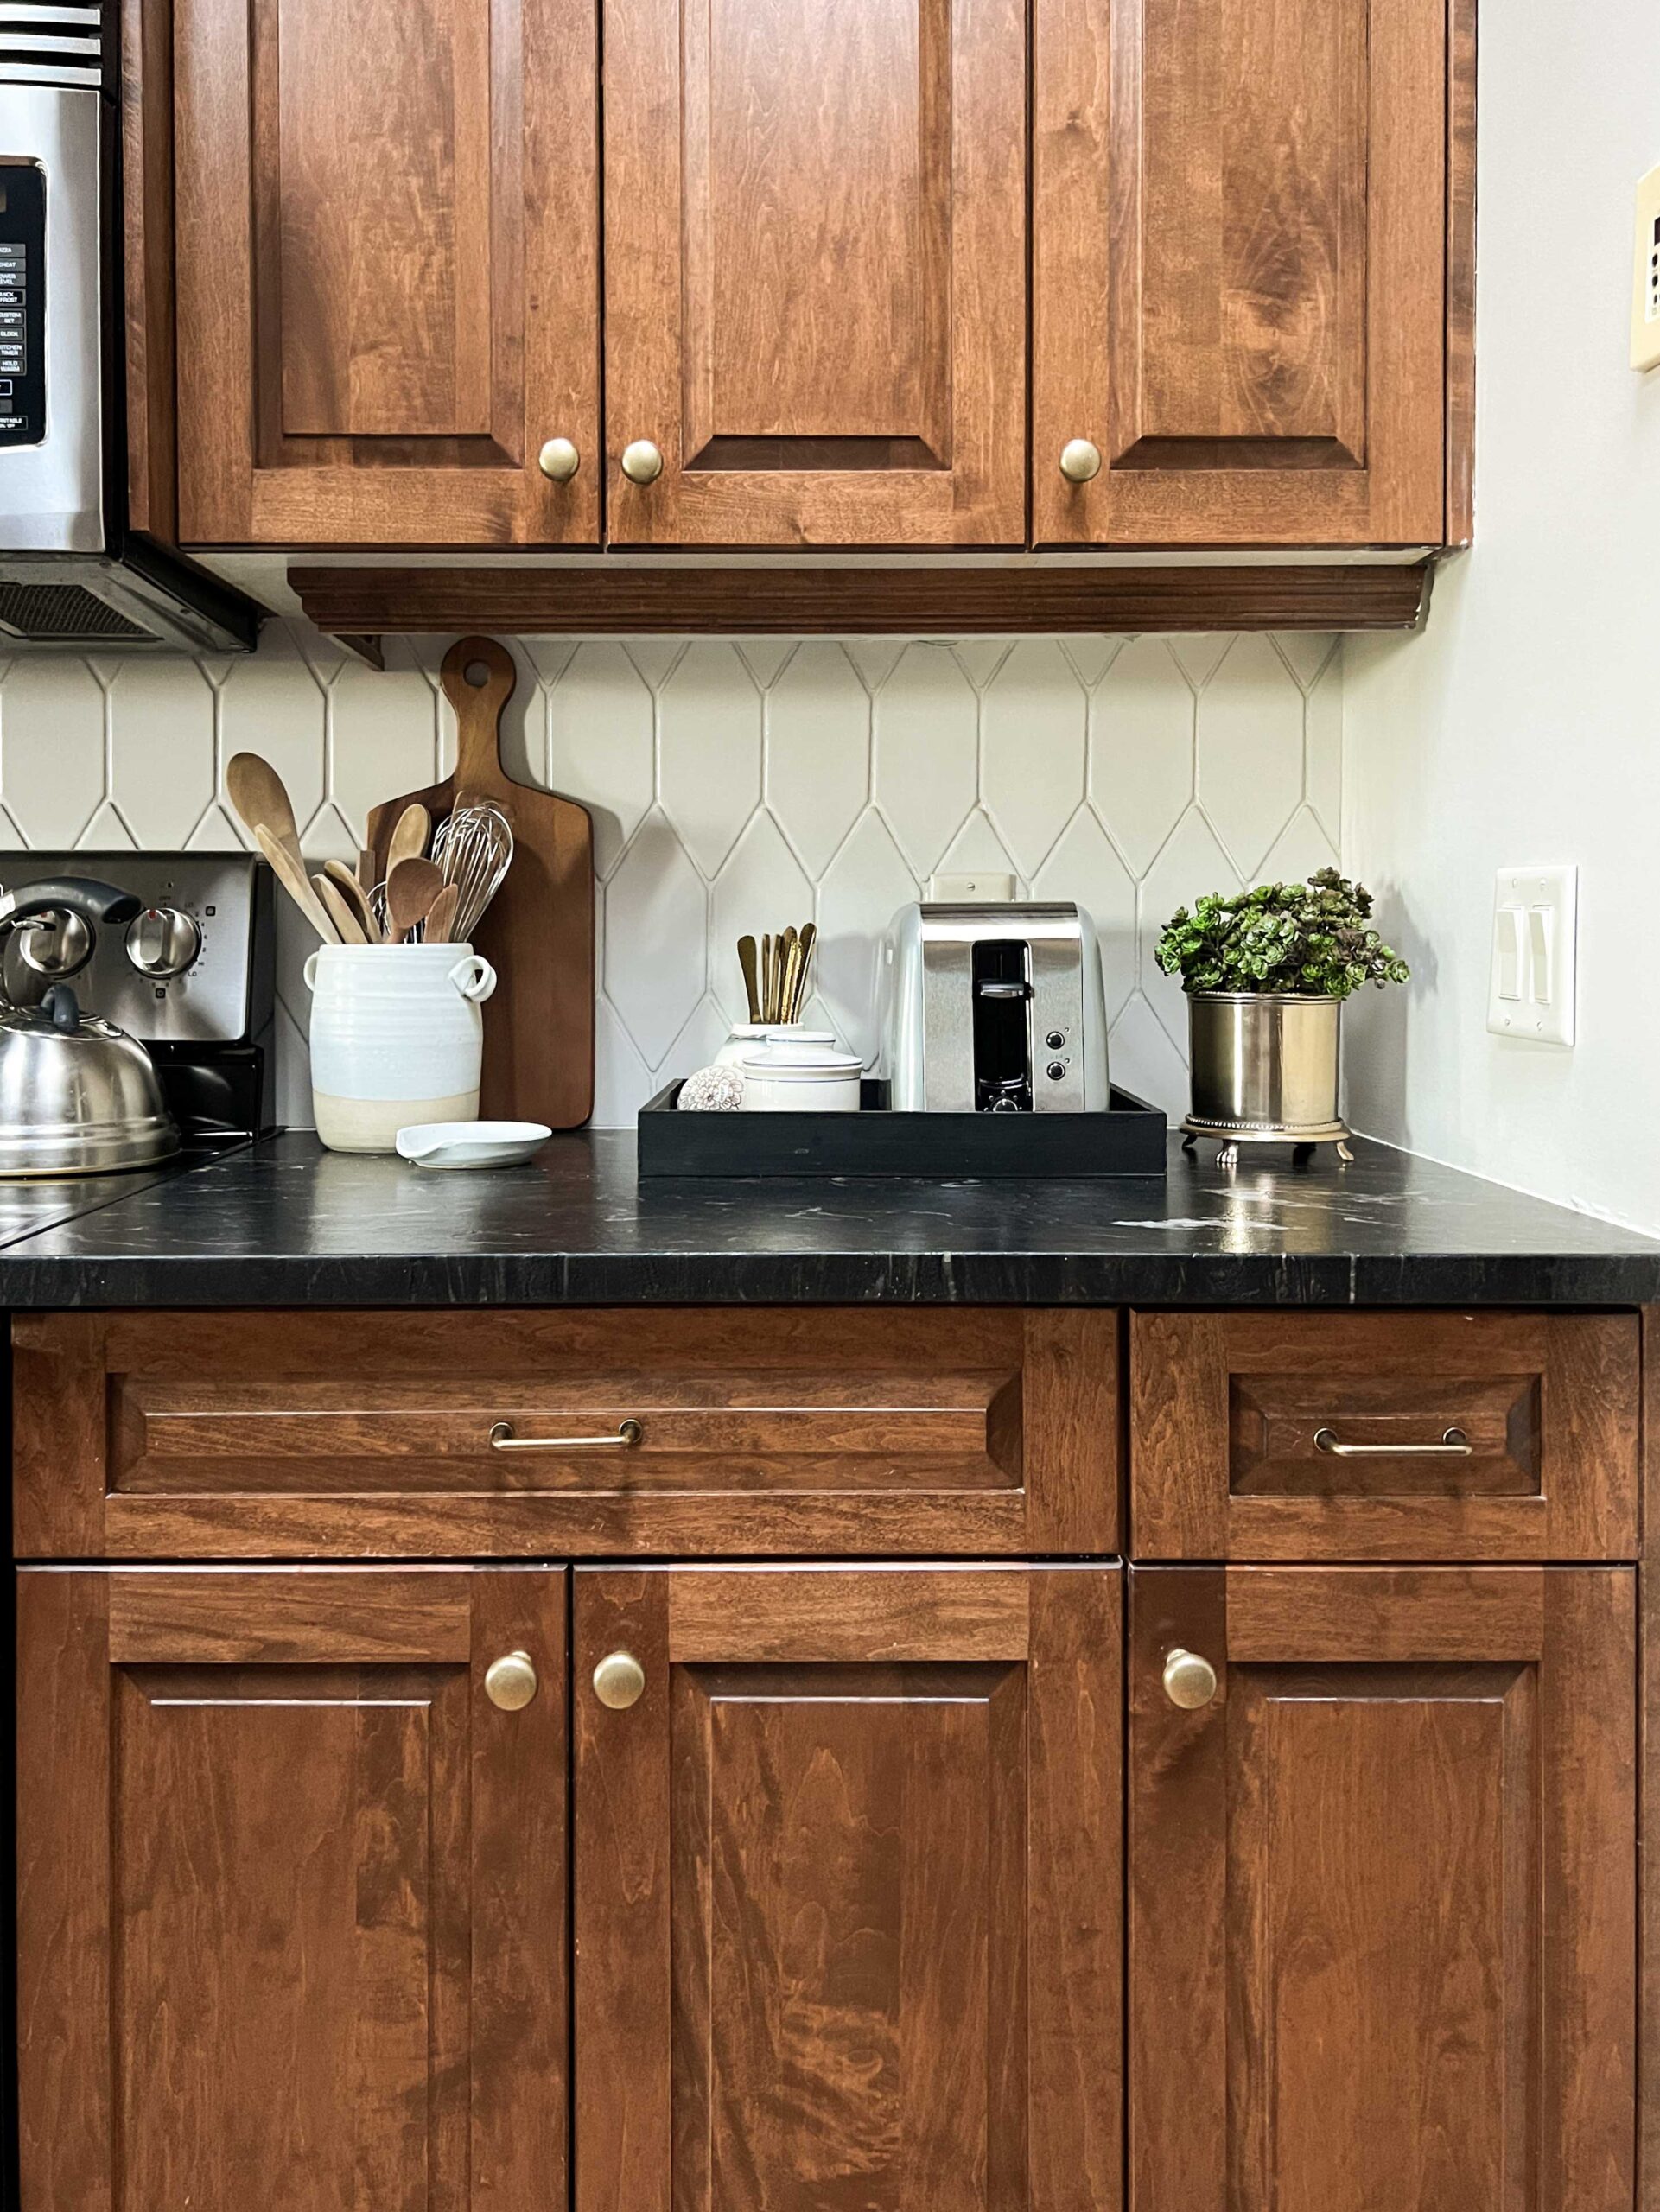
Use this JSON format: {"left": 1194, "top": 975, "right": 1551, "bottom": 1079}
{"left": 1182, "top": 991, "right": 1352, "bottom": 1166}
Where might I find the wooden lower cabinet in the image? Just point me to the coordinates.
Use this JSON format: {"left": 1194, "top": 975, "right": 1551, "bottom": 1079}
{"left": 16, "top": 1567, "right": 569, "bottom": 2212}
{"left": 1130, "top": 1565, "right": 1638, "bottom": 2212}
{"left": 13, "top": 1554, "right": 1643, "bottom": 2212}
{"left": 573, "top": 1563, "right": 1123, "bottom": 2212}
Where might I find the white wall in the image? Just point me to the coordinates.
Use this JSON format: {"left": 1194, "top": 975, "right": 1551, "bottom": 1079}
{"left": 1343, "top": 0, "right": 1660, "bottom": 1229}
{"left": 0, "top": 624, "right": 1341, "bottom": 1126}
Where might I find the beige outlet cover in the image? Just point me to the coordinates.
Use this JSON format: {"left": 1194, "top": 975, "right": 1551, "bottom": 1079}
{"left": 1631, "top": 162, "right": 1660, "bottom": 372}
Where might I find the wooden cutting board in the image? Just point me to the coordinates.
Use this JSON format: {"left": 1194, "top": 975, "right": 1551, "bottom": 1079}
{"left": 366, "top": 637, "right": 595, "bottom": 1129}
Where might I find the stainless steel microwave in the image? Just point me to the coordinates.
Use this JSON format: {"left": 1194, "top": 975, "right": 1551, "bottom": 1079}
{"left": 0, "top": 3, "right": 256, "bottom": 652}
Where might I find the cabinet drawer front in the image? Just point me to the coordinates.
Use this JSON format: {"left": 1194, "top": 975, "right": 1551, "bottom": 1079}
{"left": 1130, "top": 1311, "right": 1638, "bottom": 1559}
{"left": 15, "top": 1307, "right": 1118, "bottom": 1558}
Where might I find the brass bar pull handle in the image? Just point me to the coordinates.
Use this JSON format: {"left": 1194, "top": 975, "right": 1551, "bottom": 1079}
{"left": 488, "top": 1418, "right": 644, "bottom": 1451}
{"left": 1313, "top": 1426, "right": 1472, "bottom": 1458}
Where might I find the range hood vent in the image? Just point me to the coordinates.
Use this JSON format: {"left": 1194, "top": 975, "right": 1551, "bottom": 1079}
{"left": 0, "top": 2, "right": 102, "bottom": 89}
{"left": 0, "top": 579, "right": 152, "bottom": 641}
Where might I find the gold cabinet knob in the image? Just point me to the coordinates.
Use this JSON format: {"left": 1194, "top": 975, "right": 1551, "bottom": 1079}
{"left": 484, "top": 1649, "right": 538, "bottom": 1712}
{"left": 593, "top": 1649, "right": 646, "bottom": 1711}
{"left": 620, "top": 439, "right": 665, "bottom": 486}
{"left": 537, "top": 436, "right": 580, "bottom": 483}
{"left": 1059, "top": 437, "right": 1103, "bottom": 484}
{"left": 1162, "top": 1647, "right": 1218, "bottom": 1710}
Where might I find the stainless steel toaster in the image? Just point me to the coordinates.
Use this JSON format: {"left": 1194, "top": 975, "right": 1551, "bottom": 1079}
{"left": 877, "top": 902, "right": 1110, "bottom": 1112}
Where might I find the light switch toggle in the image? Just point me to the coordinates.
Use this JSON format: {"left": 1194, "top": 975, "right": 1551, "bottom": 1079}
{"left": 1487, "top": 866, "right": 1577, "bottom": 1045}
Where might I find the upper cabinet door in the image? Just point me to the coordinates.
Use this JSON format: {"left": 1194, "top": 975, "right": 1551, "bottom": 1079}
{"left": 601, "top": 0, "right": 1027, "bottom": 545}
{"left": 1034, "top": 0, "right": 1448, "bottom": 547}
{"left": 174, "top": 0, "right": 600, "bottom": 547}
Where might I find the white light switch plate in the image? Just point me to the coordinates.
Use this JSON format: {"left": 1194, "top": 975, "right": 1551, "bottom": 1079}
{"left": 928, "top": 871, "right": 1017, "bottom": 902}
{"left": 1487, "top": 865, "right": 1577, "bottom": 1045}
{"left": 1632, "top": 162, "right": 1660, "bottom": 372}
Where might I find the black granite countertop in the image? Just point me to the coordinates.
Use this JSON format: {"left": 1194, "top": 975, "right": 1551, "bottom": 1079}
{"left": 0, "top": 1128, "right": 1655, "bottom": 1307}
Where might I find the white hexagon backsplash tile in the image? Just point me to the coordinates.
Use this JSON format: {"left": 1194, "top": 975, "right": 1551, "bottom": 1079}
{"left": 218, "top": 622, "right": 328, "bottom": 836}
{"left": 1107, "top": 990, "right": 1192, "bottom": 1122}
{"left": 936, "top": 809, "right": 1019, "bottom": 889}
{"left": 873, "top": 643, "right": 976, "bottom": 877}
{"left": 816, "top": 809, "right": 919, "bottom": 1064}
{"left": 709, "top": 810, "right": 814, "bottom": 1024}
{"left": 982, "top": 639, "right": 1087, "bottom": 874}
{"left": 1196, "top": 634, "right": 1306, "bottom": 879}
{"left": 766, "top": 644, "right": 869, "bottom": 877}
{"left": 1033, "top": 809, "right": 1136, "bottom": 1022}
{"left": 0, "top": 614, "right": 1341, "bottom": 1122}
{"left": 1089, "top": 638, "right": 1195, "bottom": 875}
{"left": 603, "top": 813, "right": 708, "bottom": 1065}
{"left": 328, "top": 661, "right": 440, "bottom": 840}
{"left": 547, "top": 642, "right": 655, "bottom": 878}
{"left": 1138, "top": 805, "right": 1241, "bottom": 1051}
{"left": 105, "top": 658, "right": 217, "bottom": 849}
{"left": 1, "top": 658, "right": 106, "bottom": 847}
{"left": 1306, "top": 652, "right": 1342, "bottom": 845}
{"left": 658, "top": 640, "right": 761, "bottom": 878}
{"left": 1260, "top": 807, "right": 1340, "bottom": 887}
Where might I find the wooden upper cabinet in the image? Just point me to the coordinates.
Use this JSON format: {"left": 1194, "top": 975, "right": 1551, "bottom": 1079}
{"left": 1034, "top": 0, "right": 1452, "bottom": 547}
{"left": 601, "top": 0, "right": 1027, "bottom": 545}
{"left": 575, "top": 1564, "right": 1122, "bottom": 2212}
{"left": 18, "top": 1566, "right": 568, "bottom": 2212}
{"left": 173, "top": 0, "right": 600, "bottom": 547}
{"left": 1130, "top": 1566, "right": 1637, "bottom": 2212}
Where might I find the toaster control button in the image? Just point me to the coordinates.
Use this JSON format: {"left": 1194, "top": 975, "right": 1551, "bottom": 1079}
{"left": 1046, "top": 1060, "right": 1068, "bottom": 1083}
{"left": 1045, "top": 1028, "right": 1067, "bottom": 1050}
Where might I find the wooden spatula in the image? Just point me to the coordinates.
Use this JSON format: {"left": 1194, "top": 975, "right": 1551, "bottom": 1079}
{"left": 366, "top": 637, "right": 594, "bottom": 1128}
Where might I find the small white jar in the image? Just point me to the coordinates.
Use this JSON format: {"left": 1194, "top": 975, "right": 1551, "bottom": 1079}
{"left": 740, "top": 1046, "right": 862, "bottom": 1113}
{"left": 303, "top": 942, "right": 497, "bottom": 1154}
{"left": 716, "top": 1024, "right": 837, "bottom": 1067}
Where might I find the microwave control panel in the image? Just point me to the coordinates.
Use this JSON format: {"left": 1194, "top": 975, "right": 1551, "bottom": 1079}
{"left": 0, "top": 163, "right": 44, "bottom": 450}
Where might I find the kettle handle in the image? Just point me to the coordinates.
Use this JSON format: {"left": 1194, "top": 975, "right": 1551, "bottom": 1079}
{"left": 0, "top": 878, "right": 143, "bottom": 929}
{"left": 40, "top": 984, "right": 80, "bottom": 1034}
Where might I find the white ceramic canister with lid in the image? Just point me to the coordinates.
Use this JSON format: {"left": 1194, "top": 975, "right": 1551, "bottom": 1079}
{"left": 303, "top": 942, "right": 498, "bottom": 1154}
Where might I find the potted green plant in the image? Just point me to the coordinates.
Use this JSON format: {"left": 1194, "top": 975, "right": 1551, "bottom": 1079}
{"left": 1154, "top": 868, "right": 1409, "bottom": 1159}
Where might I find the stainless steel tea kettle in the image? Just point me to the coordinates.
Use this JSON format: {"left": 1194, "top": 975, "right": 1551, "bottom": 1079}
{"left": 0, "top": 878, "right": 180, "bottom": 1176}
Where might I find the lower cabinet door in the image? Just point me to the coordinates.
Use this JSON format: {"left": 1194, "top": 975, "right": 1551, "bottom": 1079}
{"left": 17, "top": 1567, "right": 567, "bottom": 2212}
{"left": 1129, "top": 1566, "right": 1637, "bottom": 2212}
{"left": 574, "top": 1563, "right": 1122, "bottom": 2212}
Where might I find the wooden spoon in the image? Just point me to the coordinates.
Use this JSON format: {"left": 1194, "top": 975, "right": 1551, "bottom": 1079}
{"left": 386, "top": 803, "right": 431, "bottom": 877}
{"left": 322, "top": 859, "right": 382, "bottom": 944}
{"left": 386, "top": 856, "right": 444, "bottom": 942}
{"left": 227, "top": 752, "right": 300, "bottom": 852}
{"left": 252, "top": 824, "right": 341, "bottom": 944}
{"left": 314, "top": 874, "right": 368, "bottom": 946}
{"left": 423, "top": 883, "right": 461, "bottom": 944}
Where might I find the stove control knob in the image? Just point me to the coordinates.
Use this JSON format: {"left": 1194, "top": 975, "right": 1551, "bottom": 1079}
{"left": 124, "top": 906, "right": 202, "bottom": 980}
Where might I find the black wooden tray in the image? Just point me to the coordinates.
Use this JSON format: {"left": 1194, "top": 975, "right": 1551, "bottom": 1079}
{"left": 637, "top": 1080, "right": 1167, "bottom": 1178}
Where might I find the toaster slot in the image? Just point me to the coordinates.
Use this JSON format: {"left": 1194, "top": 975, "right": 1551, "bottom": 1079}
{"left": 972, "top": 939, "right": 1033, "bottom": 1111}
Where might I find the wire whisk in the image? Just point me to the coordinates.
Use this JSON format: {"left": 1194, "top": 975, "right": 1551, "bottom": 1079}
{"left": 430, "top": 800, "right": 514, "bottom": 940}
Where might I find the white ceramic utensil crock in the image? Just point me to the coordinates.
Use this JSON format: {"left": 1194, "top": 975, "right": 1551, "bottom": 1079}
{"left": 304, "top": 942, "right": 497, "bottom": 1154}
